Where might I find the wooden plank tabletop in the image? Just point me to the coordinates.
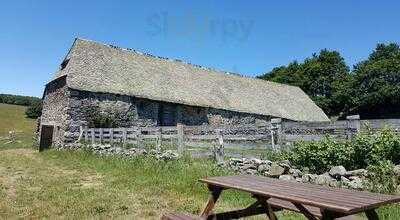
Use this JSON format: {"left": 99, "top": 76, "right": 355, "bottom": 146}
{"left": 199, "top": 175, "right": 400, "bottom": 214}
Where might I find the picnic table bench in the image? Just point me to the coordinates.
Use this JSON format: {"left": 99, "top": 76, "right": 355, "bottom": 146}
{"left": 162, "top": 175, "right": 400, "bottom": 220}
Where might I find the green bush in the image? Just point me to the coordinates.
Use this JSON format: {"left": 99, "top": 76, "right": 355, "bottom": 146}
{"left": 284, "top": 127, "right": 400, "bottom": 174}
{"left": 284, "top": 137, "right": 354, "bottom": 173}
{"left": 25, "top": 101, "right": 42, "bottom": 119}
{"left": 366, "top": 160, "right": 399, "bottom": 194}
{"left": 82, "top": 105, "right": 135, "bottom": 128}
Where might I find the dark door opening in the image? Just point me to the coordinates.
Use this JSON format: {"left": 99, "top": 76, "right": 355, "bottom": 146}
{"left": 157, "top": 104, "right": 177, "bottom": 126}
{"left": 39, "top": 125, "right": 54, "bottom": 151}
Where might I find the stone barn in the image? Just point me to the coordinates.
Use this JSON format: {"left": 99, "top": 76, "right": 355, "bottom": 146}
{"left": 39, "top": 38, "right": 329, "bottom": 148}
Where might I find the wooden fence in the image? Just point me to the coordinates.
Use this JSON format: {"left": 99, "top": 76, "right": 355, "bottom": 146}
{"left": 78, "top": 115, "right": 400, "bottom": 157}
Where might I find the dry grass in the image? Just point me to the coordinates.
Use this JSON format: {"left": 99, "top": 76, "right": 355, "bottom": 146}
{"left": 0, "top": 103, "right": 36, "bottom": 148}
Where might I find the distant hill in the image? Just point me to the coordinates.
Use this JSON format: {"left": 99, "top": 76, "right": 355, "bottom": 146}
{"left": 0, "top": 93, "right": 41, "bottom": 106}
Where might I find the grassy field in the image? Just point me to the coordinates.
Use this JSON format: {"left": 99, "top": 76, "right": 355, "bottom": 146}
{"left": 0, "top": 103, "right": 36, "bottom": 148}
{"left": 0, "top": 104, "right": 399, "bottom": 219}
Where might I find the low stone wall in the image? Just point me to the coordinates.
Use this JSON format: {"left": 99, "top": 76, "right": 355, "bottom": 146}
{"left": 225, "top": 158, "right": 369, "bottom": 190}
{"left": 61, "top": 143, "right": 180, "bottom": 161}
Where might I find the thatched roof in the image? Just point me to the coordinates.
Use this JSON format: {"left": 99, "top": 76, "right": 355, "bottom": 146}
{"left": 50, "top": 38, "right": 329, "bottom": 122}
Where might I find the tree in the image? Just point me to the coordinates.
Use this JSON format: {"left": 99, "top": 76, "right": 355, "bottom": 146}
{"left": 25, "top": 101, "right": 42, "bottom": 119}
{"left": 258, "top": 49, "right": 350, "bottom": 116}
{"left": 347, "top": 43, "right": 400, "bottom": 118}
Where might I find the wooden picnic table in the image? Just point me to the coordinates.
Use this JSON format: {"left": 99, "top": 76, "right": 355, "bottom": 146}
{"left": 197, "top": 175, "right": 400, "bottom": 220}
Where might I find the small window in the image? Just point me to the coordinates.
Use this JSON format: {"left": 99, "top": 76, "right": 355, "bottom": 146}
{"left": 60, "top": 59, "right": 70, "bottom": 70}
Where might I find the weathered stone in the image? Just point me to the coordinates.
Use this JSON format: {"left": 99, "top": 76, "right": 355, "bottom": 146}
{"left": 316, "top": 173, "right": 334, "bottom": 186}
{"left": 329, "top": 166, "right": 347, "bottom": 179}
{"left": 269, "top": 162, "right": 286, "bottom": 177}
{"left": 279, "top": 175, "right": 295, "bottom": 181}
{"left": 348, "top": 177, "right": 364, "bottom": 190}
{"left": 250, "top": 158, "right": 263, "bottom": 165}
{"left": 264, "top": 160, "right": 273, "bottom": 165}
{"left": 246, "top": 169, "right": 258, "bottom": 175}
{"left": 242, "top": 164, "right": 257, "bottom": 171}
{"left": 257, "top": 164, "right": 270, "bottom": 173}
{"left": 345, "top": 169, "right": 367, "bottom": 177}
{"left": 394, "top": 165, "right": 400, "bottom": 176}
{"left": 340, "top": 176, "right": 350, "bottom": 183}
{"left": 279, "top": 160, "right": 291, "bottom": 169}
{"left": 289, "top": 168, "right": 303, "bottom": 178}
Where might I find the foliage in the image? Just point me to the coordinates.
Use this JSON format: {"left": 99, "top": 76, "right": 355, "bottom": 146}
{"left": 0, "top": 94, "right": 41, "bottom": 106}
{"left": 258, "top": 49, "right": 350, "bottom": 116}
{"left": 283, "top": 137, "right": 354, "bottom": 173}
{"left": 345, "top": 43, "right": 400, "bottom": 118}
{"left": 284, "top": 127, "right": 400, "bottom": 173}
{"left": 258, "top": 42, "right": 400, "bottom": 119}
{"left": 83, "top": 105, "right": 135, "bottom": 128}
{"left": 25, "top": 101, "right": 42, "bottom": 119}
{"left": 366, "top": 160, "right": 399, "bottom": 194}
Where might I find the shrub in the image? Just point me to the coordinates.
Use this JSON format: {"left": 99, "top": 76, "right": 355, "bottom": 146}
{"left": 83, "top": 105, "right": 135, "bottom": 128}
{"left": 284, "top": 137, "right": 354, "bottom": 173}
{"left": 366, "top": 160, "right": 399, "bottom": 194}
{"left": 284, "top": 127, "right": 400, "bottom": 174}
{"left": 352, "top": 127, "right": 400, "bottom": 167}
{"left": 25, "top": 101, "right": 42, "bottom": 119}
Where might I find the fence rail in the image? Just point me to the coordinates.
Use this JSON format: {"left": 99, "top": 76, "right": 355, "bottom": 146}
{"left": 77, "top": 115, "right": 400, "bottom": 158}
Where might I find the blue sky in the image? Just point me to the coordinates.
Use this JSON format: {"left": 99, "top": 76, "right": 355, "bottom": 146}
{"left": 1, "top": 1, "right": 399, "bottom": 97}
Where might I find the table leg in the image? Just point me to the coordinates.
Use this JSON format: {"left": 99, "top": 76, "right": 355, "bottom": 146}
{"left": 292, "top": 203, "right": 318, "bottom": 220}
{"left": 256, "top": 197, "right": 277, "bottom": 220}
{"left": 365, "top": 209, "right": 379, "bottom": 220}
{"left": 209, "top": 200, "right": 265, "bottom": 219}
{"left": 200, "top": 185, "right": 223, "bottom": 219}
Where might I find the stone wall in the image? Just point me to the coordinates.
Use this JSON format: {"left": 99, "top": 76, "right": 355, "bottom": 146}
{"left": 40, "top": 76, "right": 69, "bottom": 146}
{"left": 66, "top": 89, "right": 270, "bottom": 130}
{"left": 42, "top": 87, "right": 272, "bottom": 145}
{"left": 65, "top": 89, "right": 159, "bottom": 143}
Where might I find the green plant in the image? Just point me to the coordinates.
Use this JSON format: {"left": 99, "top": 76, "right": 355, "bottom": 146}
{"left": 25, "top": 101, "right": 42, "bottom": 119}
{"left": 352, "top": 127, "right": 400, "bottom": 168}
{"left": 366, "top": 160, "right": 399, "bottom": 194}
{"left": 283, "top": 136, "right": 354, "bottom": 173}
{"left": 82, "top": 105, "right": 135, "bottom": 128}
{"left": 285, "top": 127, "right": 400, "bottom": 174}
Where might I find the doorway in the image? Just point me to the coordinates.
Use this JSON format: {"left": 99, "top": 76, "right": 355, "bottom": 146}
{"left": 39, "top": 125, "right": 54, "bottom": 151}
{"left": 158, "top": 104, "right": 177, "bottom": 126}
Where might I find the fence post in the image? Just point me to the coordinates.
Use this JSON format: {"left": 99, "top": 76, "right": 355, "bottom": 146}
{"left": 76, "top": 126, "right": 83, "bottom": 143}
{"left": 110, "top": 128, "right": 114, "bottom": 144}
{"left": 84, "top": 126, "right": 88, "bottom": 142}
{"left": 156, "top": 127, "right": 162, "bottom": 152}
{"left": 136, "top": 127, "right": 142, "bottom": 147}
{"left": 271, "top": 118, "right": 282, "bottom": 150}
{"left": 99, "top": 128, "right": 103, "bottom": 143}
{"left": 346, "top": 115, "right": 360, "bottom": 139}
{"left": 213, "top": 129, "right": 225, "bottom": 164}
{"left": 177, "top": 123, "right": 184, "bottom": 154}
{"left": 122, "top": 128, "right": 127, "bottom": 147}
{"left": 91, "top": 128, "right": 95, "bottom": 144}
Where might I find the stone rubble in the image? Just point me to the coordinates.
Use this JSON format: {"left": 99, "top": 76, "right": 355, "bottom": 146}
{"left": 81, "top": 144, "right": 179, "bottom": 161}
{"left": 225, "top": 157, "right": 372, "bottom": 190}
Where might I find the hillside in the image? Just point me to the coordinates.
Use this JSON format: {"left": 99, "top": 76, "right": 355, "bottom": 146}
{"left": 0, "top": 103, "right": 36, "bottom": 146}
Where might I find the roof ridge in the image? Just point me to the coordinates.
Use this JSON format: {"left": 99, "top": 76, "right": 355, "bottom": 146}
{"left": 75, "top": 38, "right": 296, "bottom": 89}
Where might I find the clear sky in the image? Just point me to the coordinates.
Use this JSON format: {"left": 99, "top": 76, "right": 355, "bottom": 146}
{"left": 1, "top": 1, "right": 399, "bottom": 97}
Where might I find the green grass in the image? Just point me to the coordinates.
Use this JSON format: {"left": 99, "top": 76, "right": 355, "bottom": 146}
{"left": 0, "top": 103, "right": 399, "bottom": 219}
{"left": 0, "top": 103, "right": 36, "bottom": 148}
